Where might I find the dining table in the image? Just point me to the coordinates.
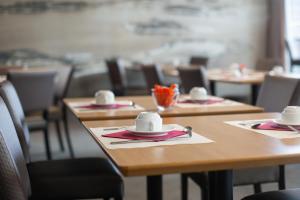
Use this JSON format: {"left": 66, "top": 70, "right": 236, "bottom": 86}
{"left": 162, "top": 67, "right": 266, "bottom": 105}
{"left": 81, "top": 112, "right": 300, "bottom": 200}
{"left": 63, "top": 95, "right": 264, "bottom": 121}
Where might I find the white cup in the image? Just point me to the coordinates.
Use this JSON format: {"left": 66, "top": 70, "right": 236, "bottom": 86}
{"left": 281, "top": 106, "right": 300, "bottom": 124}
{"left": 135, "top": 112, "right": 162, "bottom": 132}
{"left": 272, "top": 65, "right": 284, "bottom": 75}
{"left": 190, "top": 87, "right": 208, "bottom": 100}
{"left": 95, "top": 90, "right": 115, "bottom": 105}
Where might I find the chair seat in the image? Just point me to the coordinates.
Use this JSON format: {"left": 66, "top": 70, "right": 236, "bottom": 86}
{"left": 234, "top": 166, "right": 279, "bottom": 185}
{"left": 47, "top": 105, "right": 62, "bottom": 120}
{"left": 28, "top": 157, "right": 123, "bottom": 200}
{"left": 26, "top": 116, "right": 47, "bottom": 131}
{"left": 242, "top": 189, "right": 300, "bottom": 200}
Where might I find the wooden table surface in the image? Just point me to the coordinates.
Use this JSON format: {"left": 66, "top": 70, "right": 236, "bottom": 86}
{"left": 82, "top": 113, "right": 300, "bottom": 177}
{"left": 64, "top": 96, "right": 263, "bottom": 121}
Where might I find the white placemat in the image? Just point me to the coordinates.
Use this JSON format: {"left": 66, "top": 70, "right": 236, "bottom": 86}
{"left": 69, "top": 100, "right": 144, "bottom": 113}
{"left": 176, "top": 96, "right": 242, "bottom": 108}
{"left": 89, "top": 124, "right": 214, "bottom": 149}
{"left": 225, "top": 119, "right": 300, "bottom": 139}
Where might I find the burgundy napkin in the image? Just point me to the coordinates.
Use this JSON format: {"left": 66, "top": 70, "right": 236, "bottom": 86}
{"left": 178, "top": 99, "right": 224, "bottom": 105}
{"left": 76, "top": 103, "right": 131, "bottom": 110}
{"left": 102, "top": 130, "right": 188, "bottom": 141}
{"left": 253, "top": 121, "right": 300, "bottom": 131}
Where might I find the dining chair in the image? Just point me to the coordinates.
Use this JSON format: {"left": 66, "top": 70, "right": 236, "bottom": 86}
{"left": 286, "top": 39, "right": 300, "bottom": 72}
{"left": 181, "top": 75, "right": 300, "bottom": 200}
{"left": 0, "top": 96, "right": 124, "bottom": 200}
{"left": 242, "top": 189, "right": 300, "bottom": 200}
{"left": 255, "top": 58, "right": 281, "bottom": 71}
{"left": 7, "top": 70, "right": 56, "bottom": 160}
{"left": 47, "top": 65, "right": 75, "bottom": 158}
{"left": 177, "top": 66, "right": 210, "bottom": 93}
{"left": 189, "top": 56, "right": 209, "bottom": 67}
{"left": 141, "top": 64, "right": 165, "bottom": 94}
{"left": 105, "top": 58, "right": 127, "bottom": 96}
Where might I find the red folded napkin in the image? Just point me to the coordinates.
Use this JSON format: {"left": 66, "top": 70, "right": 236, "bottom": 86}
{"left": 254, "top": 121, "right": 300, "bottom": 131}
{"left": 102, "top": 130, "right": 188, "bottom": 141}
{"left": 76, "top": 103, "right": 131, "bottom": 110}
{"left": 178, "top": 99, "right": 224, "bottom": 105}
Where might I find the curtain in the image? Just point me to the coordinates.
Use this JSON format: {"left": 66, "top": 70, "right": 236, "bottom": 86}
{"left": 266, "top": 0, "right": 285, "bottom": 65}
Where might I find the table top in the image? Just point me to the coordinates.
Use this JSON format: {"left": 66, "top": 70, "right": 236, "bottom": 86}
{"left": 64, "top": 96, "right": 263, "bottom": 121}
{"left": 162, "top": 67, "right": 266, "bottom": 85}
{"left": 82, "top": 113, "right": 300, "bottom": 176}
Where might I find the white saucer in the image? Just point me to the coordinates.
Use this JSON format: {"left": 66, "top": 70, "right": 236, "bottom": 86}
{"left": 126, "top": 124, "right": 176, "bottom": 137}
{"left": 273, "top": 119, "right": 300, "bottom": 126}
{"left": 92, "top": 103, "right": 115, "bottom": 106}
{"left": 190, "top": 96, "right": 208, "bottom": 101}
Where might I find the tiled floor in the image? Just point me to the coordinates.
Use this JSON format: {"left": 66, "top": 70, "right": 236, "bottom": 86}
{"left": 29, "top": 112, "right": 300, "bottom": 200}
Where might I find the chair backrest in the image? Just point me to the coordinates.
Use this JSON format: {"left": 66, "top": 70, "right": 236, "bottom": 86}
{"left": 7, "top": 70, "right": 56, "bottom": 114}
{"left": 256, "top": 75, "right": 299, "bottom": 112}
{"left": 0, "top": 97, "right": 31, "bottom": 200}
{"left": 141, "top": 64, "right": 164, "bottom": 93}
{"left": 0, "top": 81, "right": 31, "bottom": 163}
{"left": 105, "top": 58, "right": 127, "bottom": 95}
{"left": 177, "top": 66, "right": 210, "bottom": 93}
{"left": 255, "top": 58, "right": 281, "bottom": 71}
{"left": 52, "top": 66, "right": 74, "bottom": 103}
{"left": 189, "top": 56, "right": 209, "bottom": 67}
{"left": 289, "top": 80, "right": 300, "bottom": 106}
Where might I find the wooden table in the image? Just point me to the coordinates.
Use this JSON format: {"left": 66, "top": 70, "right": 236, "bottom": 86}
{"left": 64, "top": 96, "right": 263, "bottom": 121}
{"left": 162, "top": 67, "right": 266, "bottom": 105}
{"left": 81, "top": 112, "right": 300, "bottom": 200}
{"left": 207, "top": 69, "right": 266, "bottom": 104}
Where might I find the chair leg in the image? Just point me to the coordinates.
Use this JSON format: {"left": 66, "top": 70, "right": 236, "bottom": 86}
{"left": 279, "top": 165, "right": 286, "bottom": 190}
{"left": 181, "top": 174, "right": 188, "bottom": 200}
{"left": 201, "top": 184, "right": 209, "bottom": 200}
{"left": 55, "top": 120, "right": 65, "bottom": 152}
{"left": 253, "top": 183, "right": 262, "bottom": 194}
{"left": 63, "top": 106, "right": 75, "bottom": 158}
{"left": 43, "top": 124, "right": 52, "bottom": 160}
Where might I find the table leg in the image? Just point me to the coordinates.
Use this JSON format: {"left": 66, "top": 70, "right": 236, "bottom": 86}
{"left": 209, "top": 170, "right": 233, "bottom": 200}
{"left": 210, "top": 81, "right": 216, "bottom": 96}
{"left": 63, "top": 105, "right": 75, "bottom": 158}
{"left": 147, "top": 175, "right": 163, "bottom": 200}
{"left": 251, "top": 84, "right": 260, "bottom": 105}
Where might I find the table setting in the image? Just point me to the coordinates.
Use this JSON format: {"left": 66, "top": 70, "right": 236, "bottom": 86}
{"left": 88, "top": 112, "right": 213, "bottom": 149}
{"left": 226, "top": 106, "right": 300, "bottom": 139}
{"left": 69, "top": 90, "right": 144, "bottom": 112}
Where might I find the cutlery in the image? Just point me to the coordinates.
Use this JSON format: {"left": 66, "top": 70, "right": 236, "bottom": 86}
{"left": 103, "top": 127, "right": 127, "bottom": 131}
{"left": 110, "top": 126, "right": 193, "bottom": 145}
{"left": 288, "top": 125, "right": 300, "bottom": 134}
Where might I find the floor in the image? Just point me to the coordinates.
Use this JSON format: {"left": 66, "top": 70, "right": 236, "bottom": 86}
{"left": 29, "top": 111, "right": 300, "bottom": 200}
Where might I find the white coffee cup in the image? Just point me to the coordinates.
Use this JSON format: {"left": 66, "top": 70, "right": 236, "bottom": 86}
{"left": 272, "top": 65, "right": 284, "bottom": 75}
{"left": 135, "top": 112, "right": 162, "bottom": 132}
{"left": 281, "top": 106, "right": 300, "bottom": 124}
{"left": 190, "top": 87, "right": 208, "bottom": 100}
{"left": 95, "top": 90, "right": 115, "bottom": 105}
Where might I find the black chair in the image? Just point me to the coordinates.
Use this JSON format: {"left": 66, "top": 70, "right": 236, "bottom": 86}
{"left": 105, "top": 58, "right": 127, "bottom": 96}
{"left": 189, "top": 56, "right": 209, "bottom": 67}
{"left": 47, "top": 65, "right": 75, "bottom": 157}
{"left": 286, "top": 39, "right": 300, "bottom": 72}
{"left": 0, "top": 82, "right": 124, "bottom": 200}
{"left": 255, "top": 58, "right": 282, "bottom": 71}
{"left": 181, "top": 75, "right": 300, "bottom": 200}
{"left": 7, "top": 70, "right": 56, "bottom": 160}
{"left": 242, "top": 189, "right": 300, "bottom": 200}
{"left": 177, "top": 66, "right": 210, "bottom": 93}
{"left": 141, "top": 64, "right": 165, "bottom": 94}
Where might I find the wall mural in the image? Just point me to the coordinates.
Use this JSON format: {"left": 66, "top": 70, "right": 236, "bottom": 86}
{"left": 0, "top": 0, "right": 268, "bottom": 71}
